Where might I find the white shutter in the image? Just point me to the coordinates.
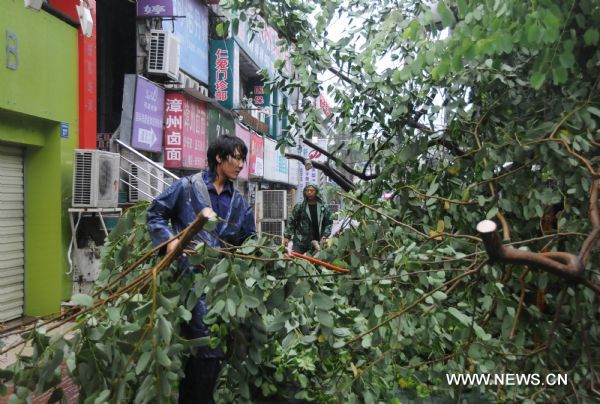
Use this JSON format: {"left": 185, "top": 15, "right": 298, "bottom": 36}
{"left": 0, "top": 144, "right": 24, "bottom": 322}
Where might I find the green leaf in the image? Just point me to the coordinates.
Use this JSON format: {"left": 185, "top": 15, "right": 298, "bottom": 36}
{"left": 374, "top": 304, "right": 384, "bottom": 318}
{"left": 530, "top": 71, "right": 546, "bottom": 89}
{"left": 587, "top": 106, "right": 600, "bottom": 118}
{"left": 552, "top": 66, "right": 567, "bottom": 84}
{"left": 432, "top": 291, "right": 447, "bottom": 301}
{"left": 71, "top": 294, "right": 94, "bottom": 308}
{"left": 436, "top": 1, "right": 455, "bottom": 28}
{"left": 473, "top": 324, "right": 491, "bottom": 341}
{"left": 448, "top": 307, "right": 472, "bottom": 326}
{"left": 94, "top": 390, "right": 110, "bottom": 404}
{"left": 226, "top": 298, "right": 236, "bottom": 317}
{"left": 558, "top": 50, "right": 574, "bottom": 68}
{"left": 156, "top": 347, "right": 172, "bottom": 368}
{"left": 486, "top": 207, "right": 498, "bottom": 219}
{"left": 136, "top": 351, "right": 152, "bottom": 375}
{"left": 242, "top": 294, "right": 261, "bottom": 309}
{"left": 312, "top": 293, "right": 334, "bottom": 310}
{"left": 316, "top": 310, "right": 334, "bottom": 328}
{"left": 584, "top": 28, "right": 599, "bottom": 46}
{"left": 158, "top": 315, "right": 172, "bottom": 344}
{"left": 333, "top": 327, "right": 351, "bottom": 337}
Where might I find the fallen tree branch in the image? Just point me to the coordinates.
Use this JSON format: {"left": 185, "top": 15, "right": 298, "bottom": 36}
{"left": 579, "top": 178, "right": 600, "bottom": 266}
{"left": 285, "top": 152, "right": 355, "bottom": 191}
{"left": 302, "top": 137, "right": 378, "bottom": 180}
{"left": 476, "top": 220, "right": 599, "bottom": 295}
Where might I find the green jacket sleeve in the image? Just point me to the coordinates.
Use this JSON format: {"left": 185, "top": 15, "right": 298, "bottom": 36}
{"left": 285, "top": 204, "right": 300, "bottom": 239}
{"left": 322, "top": 205, "right": 333, "bottom": 237}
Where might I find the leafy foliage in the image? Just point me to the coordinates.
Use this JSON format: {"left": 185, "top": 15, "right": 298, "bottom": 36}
{"left": 2, "top": 0, "right": 599, "bottom": 402}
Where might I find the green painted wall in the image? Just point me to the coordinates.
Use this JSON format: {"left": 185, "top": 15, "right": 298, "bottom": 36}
{"left": 0, "top": 1, "right": 79, "bottom": 317}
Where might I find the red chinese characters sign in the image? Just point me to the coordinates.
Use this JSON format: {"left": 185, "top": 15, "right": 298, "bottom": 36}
{"left": 164, "top": 92, "right": 207, "bottom": 169}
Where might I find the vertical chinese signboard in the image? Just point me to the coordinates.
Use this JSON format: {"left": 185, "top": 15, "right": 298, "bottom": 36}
{"left": 209, "top": 39, "right": 239, "bottom": 109}
{"left": 249, "top": 133, "right": 264, "bottom": 178}
{"left": 235, "top": 124, "right": 251, "bottom": 180}
{"left": 131, "top": 76, "right": 165, "bottom": 152}
{"left": 164, "top": 92, "right": 207, "bottom": 169}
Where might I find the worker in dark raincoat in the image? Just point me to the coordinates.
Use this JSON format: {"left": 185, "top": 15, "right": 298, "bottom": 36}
{"left": 284, "top": 183, "right": 333, "bottom": 254}
{"left": 147, "top": 135, "right": 256, "bottom": 404}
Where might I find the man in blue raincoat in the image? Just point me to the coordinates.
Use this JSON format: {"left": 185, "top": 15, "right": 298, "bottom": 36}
{"left": 147, "top": 135, "right": 256, "bottom": 404}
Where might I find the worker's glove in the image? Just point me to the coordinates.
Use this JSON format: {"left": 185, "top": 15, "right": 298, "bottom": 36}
{"left": 311, "top": 240, "right": 321, "bottom": 251}
{"left": 287, "top": 241, "right": 294, "bottom": 256}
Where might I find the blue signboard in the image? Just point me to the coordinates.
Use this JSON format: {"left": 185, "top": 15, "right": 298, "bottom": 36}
{"left": 60, "top": 122, "right": 69, "bottom": 138}
{"left": 173, "top": 0, "right": 209, "bottom": 84}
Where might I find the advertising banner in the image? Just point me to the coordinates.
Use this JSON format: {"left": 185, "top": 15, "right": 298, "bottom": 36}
{"left": 173, "top": 0, "right": 208, "bottom": 83}
{"left": 131, "top": 76, "right": 165, "bottom": 152}
{"left": 164, "top": 92, "right": 207, "bottom": 169}
{"left": 263, "top": 137, "right": 288, "bottom": 183}
{"left": 209, "top": 39, "right": 239, "bottom": 109}
{"left": 137, "top": 0, "right": 174, "bottom": 17}
{"left": 249, "top": 133, "right": 264, "bottom": 177}
{"left": 235, "top": 124, "right": 251, "bottom": 180}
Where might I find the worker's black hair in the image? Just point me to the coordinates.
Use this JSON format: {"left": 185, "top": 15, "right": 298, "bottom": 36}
{"left": 207, "top": 135, "right": 248, "bottom": 171}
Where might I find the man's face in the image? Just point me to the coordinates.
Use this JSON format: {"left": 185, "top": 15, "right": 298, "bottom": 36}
{"left": 216, "top": 149, "right": 245, "bottom": 181}
{"left": 304, "top": 187, "right": 317, "bottom": 200}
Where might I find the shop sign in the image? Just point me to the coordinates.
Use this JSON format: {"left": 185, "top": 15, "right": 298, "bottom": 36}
{"left": 248, "top": 80, "right": 268, "bottom": 107}
{"left": 249, "top": 133, "right": 264, "bottom": 177}
{"left": 132, "top": 76, "right": 164, "bottom": 152}
{"left": 173, "top": 0, "right": 208, "bottom": 83}
{"left": 235, "top": 124, "right": 251, "bottom": 180}
{"left": 137, "top": 0, "right": 174, "bottom": 17}
{"left": 318, "top": 93, "right": 333, "bottom": 117}
{"left": 209, "top": 39, "right": 239, "bottom": 109}
{"left": 164, "top": 92, "right": 207, "bottom": 169}
{"left": 263, "top": 137, "right": 288, "bottom": 183}
{"left": 207, "top": 106, "right": 235, "bottom": 145}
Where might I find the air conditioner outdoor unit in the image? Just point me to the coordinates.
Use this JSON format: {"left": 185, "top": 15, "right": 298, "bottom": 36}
{"left": 72, "top": 150, "right": 120, "bottom": 208}
{"left": 256, "top": 190, "right": 287, "bottom": 220}
{"left": 259, "top": 220, "right": 285, "bottom": 245}
{"left": 129, "top": 162, "right": 166, "bottom": 202}
{"left": 147, "top": 30, "right": 180, "bottom": 80}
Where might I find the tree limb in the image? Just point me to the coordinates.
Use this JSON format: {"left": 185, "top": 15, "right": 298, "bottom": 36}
{"left": 579, "top": 178, "right": 600, "bottom": 266}
{"left": 476, "top": 220, "right": 600, "bottom": 295}
{"left": 285, "top": 153, "right": 355, "bottom": 191}
{"left": 302, "top": 137, "right": 378, "bottom": 180}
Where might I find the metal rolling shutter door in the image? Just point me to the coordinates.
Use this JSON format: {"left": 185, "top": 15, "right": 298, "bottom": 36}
{"left": 0, "top": 145, "right": 24, "bottom": 322}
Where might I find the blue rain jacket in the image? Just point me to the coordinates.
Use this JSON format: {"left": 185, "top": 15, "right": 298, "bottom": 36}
{"left": 147, "top": 171, "right": 256, "bottom": 249}
{"left": 146, "top": 171, "right": 256, "bottom": 358}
